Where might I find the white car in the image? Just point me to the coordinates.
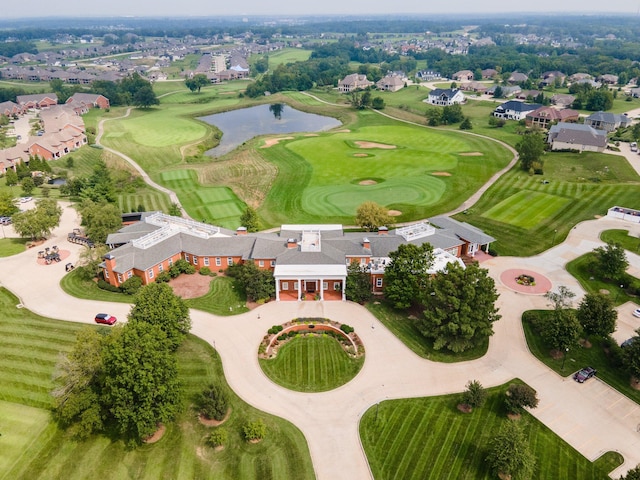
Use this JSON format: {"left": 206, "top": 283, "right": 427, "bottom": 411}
{"left": 633, "top": 308, "right": 640, "bottom": 318}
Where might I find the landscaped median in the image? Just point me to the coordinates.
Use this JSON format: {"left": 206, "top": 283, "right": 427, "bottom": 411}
{"left": 258, "top": 318, "right": 364, "bottom": 392}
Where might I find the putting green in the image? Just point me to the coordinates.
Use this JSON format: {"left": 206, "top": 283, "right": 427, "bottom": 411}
{"left": 303, "top": 176, "right": 446, "bottom": 216}
{"left": 0, "top": 400, "right": 51, "bottom": 474}
{"left": 118, "top": 111, "right": 207, "bottom": 148}
{"left": 483, "top": 190, "right": 571, "bottom": 228}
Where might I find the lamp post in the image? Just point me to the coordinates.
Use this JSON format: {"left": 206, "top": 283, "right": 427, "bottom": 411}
{"left": 616, "top": 284, "right": 624, "bottom": 303}
{"left": 561, "top": 347, "right": 569, "bottom": 372}
{"left": 552, "top": 229, "right": 557, "bottom": 246}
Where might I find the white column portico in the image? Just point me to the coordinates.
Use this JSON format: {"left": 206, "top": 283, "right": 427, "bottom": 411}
{"left": 274, "top": 265, "right": 348, "bottom": 301}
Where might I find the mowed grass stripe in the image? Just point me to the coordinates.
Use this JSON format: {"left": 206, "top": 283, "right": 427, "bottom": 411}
{"left": 483, "top": 190, "right": 570, "bottom": 229}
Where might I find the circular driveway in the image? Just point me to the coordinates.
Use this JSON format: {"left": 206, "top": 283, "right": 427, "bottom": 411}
{"left": 500, "top": 268, "right": 552, "bottom": 294}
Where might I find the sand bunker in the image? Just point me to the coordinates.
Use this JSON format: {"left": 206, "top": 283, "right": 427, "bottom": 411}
{"left": 388, "top": 210, "right": 402, "bottom": 216}
{"left": 353, "top": 153, "right": 368, "bottom": 157}
{"left": 355, "top": 141, "right": 396, "bottom": 149}
{"left": 336, "top": 129, "right": 351, "bottom": 133}
{"left": 261, "top": 136, "right": 294, "bottom": 148}
{"left": 304, "top": 133, "right": 319, "bottom": 137}
{"left": 431, "top": 172, "right": 452, "bottom": 176}
{"left": 459, "top": 152, "right": 483, "bottom": 156}
{"left": 359, "top": 180, "right": 377, "bottom": 185}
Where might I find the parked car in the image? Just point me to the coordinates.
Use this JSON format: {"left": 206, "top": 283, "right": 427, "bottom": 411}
{"left": 632, "top": 308, "right": 640, "bottom": 318}
{"left": 0, "top": 216, "right": 11, "bottom": 225}
{"left": 94, "top": 313, "right": 117, "bottom": 325}
{"left": 621, "top": 337, "right": 639, "bottom": 348}
{"left": 573, "top": 366, "right": 597, "bottom": 383}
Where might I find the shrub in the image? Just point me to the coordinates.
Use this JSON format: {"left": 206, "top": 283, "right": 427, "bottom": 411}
{"left": 97, "top": 279, "right": 120, "bottom": 292}
{"left": 120, "top": 276, "right": 143, "bottom": 295}
{"left": 505, "top": 383, "right": 539, "bottom": 414}
{"left": 169, "top": 265, "right": 181, "bottom": 278}
{"left": 199, "top": 266, "right": 212, "bottom": 276}
{"left": 267, "top": 325, "right": 284, "bottom": 335}
{"left": 340, "top": 324, "right": 354, "bottom": 334}
{"left": 155, "top": 271, "right": 171, "bottom": 283}
{"left": 242, "top": 419, "right": 267, "bottom": 441}
{"left": 462, "top": 380, "right": 487, "bottom": 409}
{"left": 207, "top": 428, "right": 228, "bottom": 448}
{"left": 198, "top": 384, "right": 229, "bottom": 421}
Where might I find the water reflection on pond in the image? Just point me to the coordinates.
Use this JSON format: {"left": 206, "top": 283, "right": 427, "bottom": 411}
{"left": 199, "top": 104, "right": 341, "bottom": 157}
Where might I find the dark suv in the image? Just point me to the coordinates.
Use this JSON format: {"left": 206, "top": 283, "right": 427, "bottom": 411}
{"left": 573, "top": 366, "right": 596, "bottom": 383}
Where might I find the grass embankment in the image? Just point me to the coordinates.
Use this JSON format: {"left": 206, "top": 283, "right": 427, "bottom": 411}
{"left": 366, "top": 301, "right": 488, "bottom": 362}
{"left": 522, "top": 311, "right": 640, "bottom": 405}
{"left": 185, "top": 276, "right": 249, "bottom": 316}
{"left": 457, "top": 151, "right": 640, "bottom": 256}
{"left": 0, "top": 287, "right": 314, "bottom": 480}
{"left": 59, "top": 268, "right": 134, "bottom": 304}
{"left": 360, "top": 382, "right": 622, "bottom": 480}
{"left": 0, "top": 238, "right": 29, "bottom": 257}
{"left": 259, "top": 335, "right": 364, "bottom": 392}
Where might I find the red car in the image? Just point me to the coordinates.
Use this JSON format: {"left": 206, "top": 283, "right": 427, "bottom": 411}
{"left": 94, "top": 313, "right": 117, "bottom": 325}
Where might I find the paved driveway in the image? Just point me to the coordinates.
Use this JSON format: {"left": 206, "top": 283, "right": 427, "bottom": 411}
{"left": 2, "top": 204, "right": 640, "bottom": 479}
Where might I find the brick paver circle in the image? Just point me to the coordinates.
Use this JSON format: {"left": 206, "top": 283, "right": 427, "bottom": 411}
{"left": 500, "top": 268, "right": 552, "bottom": 294}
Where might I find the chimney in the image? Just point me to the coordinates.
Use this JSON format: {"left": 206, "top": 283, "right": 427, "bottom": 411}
{"left": 287, "top": 238, "right": 297, "bottom": 249}
{"left": 363, "top": 237, "right": 370, "bottom": 249}
{"left": 378, "top": 226, "right": 388, "bottom": 235}
{"left": 236, "top": 226, "right": 247, "bottom": 236}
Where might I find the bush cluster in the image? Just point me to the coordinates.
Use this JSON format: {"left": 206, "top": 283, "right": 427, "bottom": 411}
{"left": 97, "top": 278, "right": 120, "bottom": 292}
{"left": 340, "top": 324, "right": 354, "bottom": 334}
{"left": 267, "top": 325, "right": 284, "bottom": 335}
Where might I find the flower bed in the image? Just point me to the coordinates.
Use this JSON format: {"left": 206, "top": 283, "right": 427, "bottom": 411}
{"left": 515, "top": 274, "right": 536, "bottom": 286}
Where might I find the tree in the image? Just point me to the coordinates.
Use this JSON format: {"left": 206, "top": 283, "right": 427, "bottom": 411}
{"left": 240, "top": 206, "right": 260, "bottom": 232}
{"left": 486, "top": 420, "right": 536, "bottom": 480}
{"left": 504, "top": 383, "right": 539, "bottom": 415}
{"left": 516, "top": 132, "right": 545, "bottom": 172}
{"left": 79, "top": 200, "right": 122, "bottom": 244}
{"left": 623, "top": 327, "right": 640, "bottom": 382}
{"left": 592, "top": 242, "right": 628, "bottom": 281}
{"left": 542, "top": 287, "right": 581, "bottom": 353}
{"left": 242, "top": 419, "right": 267, "bottom": 441}
{"left": 21, "top": 176, "right": 35, "bottom": 195}
{"left": 5, "top": 168, "right": 18, "bottom": 186}
{"left": 133, "top": 85, "right": 159, "bottom": 108}
{"left": 102, "top": 322, "right": 181, "bottom": 441}
{"left": 345, "top": 260, "right": 372, "bottom": 304}
{"left": 355, "top": 201, "right": 391, "bottom": 232}
{"left": 576, "top": 292, "right": 617, "bottom": 338}
{"left": 441, "top": 104, "right": 464, "bottom": 124}
{"left": 198, "top": 384, "right": 229, "bottom": 421}
{"left": 185, "top": 73, "right": 209, "bottom": 93}
{"left": 620, "top": 463, "right": 640, "bottom": 480}
{"left": 383, "top": 243, "right": 434, "bottom": 310}
{"left": 372, "top": 96, "right": 385, "bottom": 109}
{"left": 11, "top": 198, "right": 62, "bottom": 240}
{"left": 425, "top": 107, "right": 442, "bottom": 126}
{"left": 493, "top": 85, "right": 504, "bottom": 98}
{"left": 461, "top": 379, "right": 487, "bottom": 409}
{"left": 167, "top": 202, "right": 182, "bottom": 217}
{"left": 207, "top": 428, "right": 228, "bottom": 448}
{"left": 227, "top": 260, "right": 274, "bottom": 301}
{"left": 0, "top": 191, "right": 18, "bottom": 216}
{"left": 128, "top": 282, "right": 191, "bottom": 350}
{"left": 52, "top": 327, "right": 105, "bottom": 439}
{"left": 419, "top": 263, "right": 501, "bottom": 353}
{"left": 586, "top": 88, "right": 614, "bottom": 111}
{"left": 459, "top": 117, "right": 472, "bottom": 130}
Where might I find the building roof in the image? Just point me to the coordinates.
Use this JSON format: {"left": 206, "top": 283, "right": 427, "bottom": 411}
{"left": 548, "top": 122, "right": 608, "bottom": 148}
{"left": 428, "top": 216, "right": 496, "bottom": 245}
{"left": 495, "top": 100, "right": 542, "bottom": 113}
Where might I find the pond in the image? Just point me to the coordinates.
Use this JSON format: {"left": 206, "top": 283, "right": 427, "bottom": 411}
{"left": 199, "top": 103, "right": 342, "bottom": 157}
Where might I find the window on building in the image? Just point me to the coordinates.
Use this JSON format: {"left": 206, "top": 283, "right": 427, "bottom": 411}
{"left": 104, "top": 270, "right": 109, "bottom": 279}
{"left": 117, "top": 274, "right": 122, "bottom": 283}
{"left": 258, "top": 260, "right": 264, "bottom": 267}
{"left": 282, "top": 282, "right": 289, "bottom": 291}
{"left": 149, "top": 269, "right": 154, "bottom": 279}
{"left": 323, "top": 282, "right": 328, "bottom": 290}
{"left": 376, "top": 278, "right": 383, "bottom": 288}
{"left": 227, "top": 257, "right": 233, "bottom": 266}
{"left": 193, "top": 256, "right": 198, "bottom": 265}
{"left": 185, "top": 254, "right": 190, "bottom": 262}
{"left": 168, "top": 257, "right": 173, "bottom": 266}
{"left": 270, "top": 260, "right": 275, "bottom": 267}
{"left": 334, "top": 282, "right": 341, "bottom": 291}
{"left": 127, "top": 271, "right": 133, "bottom": 278}
{"left": 215, "top": 257, "right": 221, "bottom": 267}
{"left": 360, "top": 257, "right": 367, "bottom": 264}
{"left": 204, "top": 257, "right": 210, "bottom": 266}
{"left": 158, "top": 263, "right": 163, "bottom": 272}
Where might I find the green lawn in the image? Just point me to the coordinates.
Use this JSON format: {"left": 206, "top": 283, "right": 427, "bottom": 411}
{"left": 360, "top": 382, "right": 622, "bottom": 480}
{"left": 522, "top": 311, "right": 640, "bottom": 405}
{"left": 0, "top": 237, "right": 29, "bottom": 257}
{"left": 600, "top": 229, "right": 640, "bottom": 253}
{"left": 565, "top": 253, "right": 637, "bottom": 306}
{"left": 366, "top": 301, "right": 488, "bottom": 362}
{"left": 0, "top": 287, "right": 314, "bottom": 480}
{"left": 259, "top": 335, "right": 364, "bottom": 392}
{"left": 456, "top": 151, "right": 640, "bottom": 256}
{"left": 59, "top": 268, "right": 134, "bottom": 304}
{"left": 185, "top": 276, "right": 249, "bottom": 316}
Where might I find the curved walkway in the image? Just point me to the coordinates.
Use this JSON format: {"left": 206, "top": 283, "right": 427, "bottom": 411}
{"left": 2, "top": 205, "right": 640, "bottom": 479}
{"left": 94, "top": 108, "right": 190, "bottom": 218}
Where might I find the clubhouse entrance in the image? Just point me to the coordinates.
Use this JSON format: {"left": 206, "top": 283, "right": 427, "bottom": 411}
{"left": 274, "top": 264, "right": 347, "bottom": 301}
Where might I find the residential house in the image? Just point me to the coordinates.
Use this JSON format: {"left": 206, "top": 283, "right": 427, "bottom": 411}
{"left": 100, "top": 213, "right": 495, "bottom": 299}
{"left": 66, "top": 92, "right": 110, "bottom": 110}
{"left": 525, "top": 106, "right": 579, "bottom": 129}
{"left": 547, "top": 122, "right": 608, "bottom": 152}
{"left": 459, "top": 81, "right": 489, "bottom": 93}
{"left": 376, "top": 74, "right": 405, "bottom": 92}
{"left": 0, "top": 101, "right": 24, "bottom": 117}
{"left": 508, "top": 72, "right": 529, "bottom": 84}
{"left": 481, "top": 68, "right": 498, "bottom": 80}
{"left": 425, "top": 88, "right": 465, "bottom": 106}
{"left": 338, "top": 73, "right": 374, "bottom": 93}
{"left": 452, "top": 70, "right": 474, "bottom": 82}
{"left": 584, "top": 111, "right": 632, "bottom": 132}
{"left": 598, "top": 74, "right": 619, "bottom": 85}
{"left": 550, "top": 93, "right": 576, "bottom": 108}
{"left": 415, "top": 70, "right": 441, "bottom": 81}
{"left": 540, "top": 71, "right": 566, "bottom": 87}
{"left": 486, "top": 85, "right": 521, "bottom": 98}
{"left": 16, "top": 93, "right": 58, "bottom": 109}
{"left": 493, "top": 101, "right": 542, "bottom": 121}
{"left": 516, "top": 90, "right": 542, "bottom": 101}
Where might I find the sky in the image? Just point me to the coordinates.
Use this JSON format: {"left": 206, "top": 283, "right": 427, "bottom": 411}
{"left": 2, "top": 0, "right": 636, "bottom": 18}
